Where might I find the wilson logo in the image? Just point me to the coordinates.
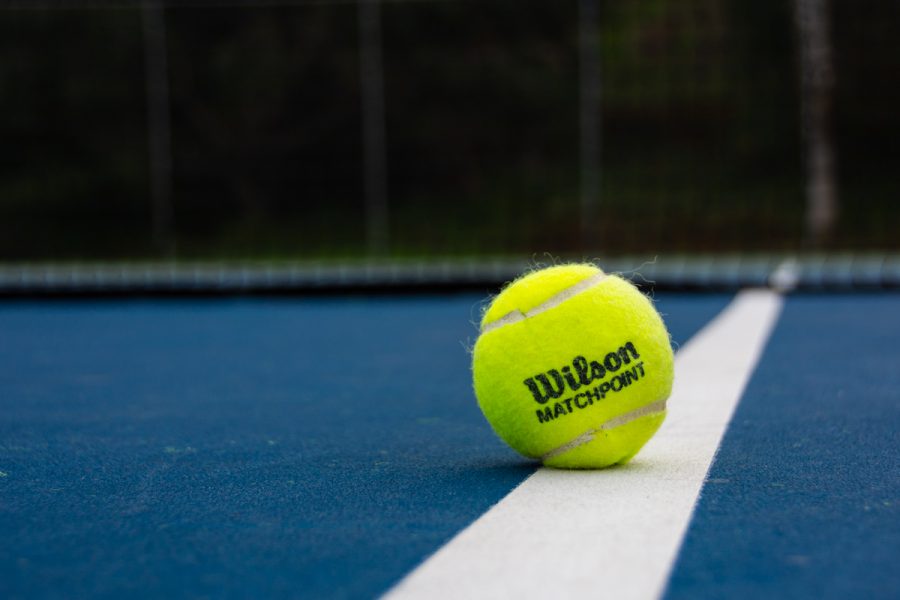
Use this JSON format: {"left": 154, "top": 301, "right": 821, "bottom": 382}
{"left": 523, "top": 341, "right": 641, "bottom": 405}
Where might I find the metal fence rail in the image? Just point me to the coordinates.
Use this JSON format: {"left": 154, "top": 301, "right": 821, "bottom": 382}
{"left": 2, "top": 254, "right": 897, "bottom": 296}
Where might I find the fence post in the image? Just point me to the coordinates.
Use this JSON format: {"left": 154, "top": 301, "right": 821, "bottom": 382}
{"left": 142, "top": 1, "right": 176, "bottom": 257}
{"left": 579, "top": 0, "right": 601, "bottom": 255}
{"left": 359, "top": 0, "right": 389, "bottom": 257}
{"left": 795, "top": 0, "right": 838, "bottom": 247}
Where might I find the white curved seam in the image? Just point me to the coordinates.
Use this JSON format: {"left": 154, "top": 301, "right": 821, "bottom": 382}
{"left": 481, "top": 271, "right": 608, "bottom": 334}
{"left": 540, "top": 399, "right": 668, "bottom": 461}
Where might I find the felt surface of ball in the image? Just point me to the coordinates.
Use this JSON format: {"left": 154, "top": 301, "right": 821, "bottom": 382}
{"left": 472, "top": 264, "right": 674, "bottom": 469}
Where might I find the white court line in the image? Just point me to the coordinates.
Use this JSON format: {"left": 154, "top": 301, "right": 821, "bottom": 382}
{"left": 385, "top": 289, "right": 783, "bottom": 600}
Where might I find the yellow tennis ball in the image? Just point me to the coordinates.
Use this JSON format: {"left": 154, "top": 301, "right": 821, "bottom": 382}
{"left": 472, "top": 263, "right": 674, "bottom": 469}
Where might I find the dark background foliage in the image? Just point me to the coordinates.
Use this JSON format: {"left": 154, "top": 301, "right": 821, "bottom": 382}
{"left": 0, "top": 0, "right": 896, "bottom": 260}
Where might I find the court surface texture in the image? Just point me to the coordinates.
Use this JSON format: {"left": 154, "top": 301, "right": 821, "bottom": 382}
{"left": 1, "top": 291, "right": 897, "bottom": 599}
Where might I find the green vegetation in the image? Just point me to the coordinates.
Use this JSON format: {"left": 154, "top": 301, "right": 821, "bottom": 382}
{"left": 0, "top": 0, "right": 896, "bottom": 261}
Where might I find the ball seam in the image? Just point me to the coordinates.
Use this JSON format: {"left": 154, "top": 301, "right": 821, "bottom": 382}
{"left": 481, "top": 271, "right": 608, "bottom": 334}
{"left": 539, "top": 398, "right": 667, "bottom": 462}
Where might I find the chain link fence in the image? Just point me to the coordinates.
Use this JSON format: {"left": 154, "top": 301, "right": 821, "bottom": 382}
{"left": 0, "top": 0, "right": 897, "bottom": 261}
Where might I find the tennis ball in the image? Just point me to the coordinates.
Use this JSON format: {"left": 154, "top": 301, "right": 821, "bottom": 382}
{"left": 472, "top": 263, "right": 674, "bottom": 469}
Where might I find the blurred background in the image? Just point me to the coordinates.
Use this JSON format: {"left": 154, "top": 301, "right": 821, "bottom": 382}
{"left": 0, "top": 0, "right": 897, "bottom": 268}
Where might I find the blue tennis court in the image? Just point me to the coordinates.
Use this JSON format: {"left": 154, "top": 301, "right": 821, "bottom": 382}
{"left": 1, "top": 292, "right": 896, "bottom": 598}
